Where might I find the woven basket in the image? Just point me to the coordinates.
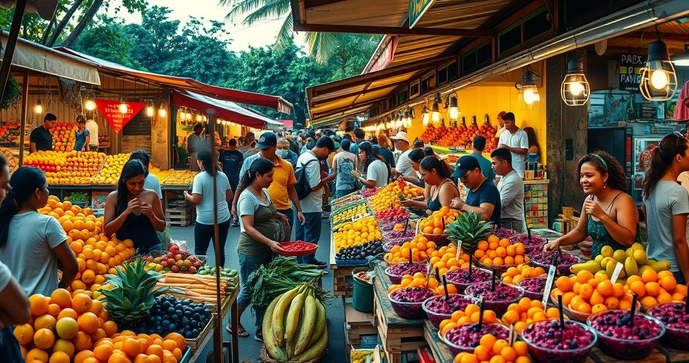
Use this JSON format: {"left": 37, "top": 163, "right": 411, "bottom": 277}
{"left": 259, "top": 346, "right": 324, "bottom": 363}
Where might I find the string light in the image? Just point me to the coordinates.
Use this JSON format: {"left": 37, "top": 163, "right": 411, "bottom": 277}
{"left": 118, "top": 98, "right": 128, "bottom": 114}
{"left": 34, "top": 98, "right": 43, "bottom": 114}
{"left": 146, "top": 101, "right": 155, "bottom": 117}
{"left": 158, "top": 103, "right": 167, "bottom": 118}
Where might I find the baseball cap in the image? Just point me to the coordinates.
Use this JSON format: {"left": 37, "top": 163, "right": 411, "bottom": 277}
{"left": 452, "top": 155, "right": 481, "bottom": 178}
{"left": 256, "top": 132, "right": 277, "bottom": 150}
{"left": 334, "top": 142, "right": 341, "bottom": 149}
{"left": 390, "top": 131, "right": 410, "bottom": 143}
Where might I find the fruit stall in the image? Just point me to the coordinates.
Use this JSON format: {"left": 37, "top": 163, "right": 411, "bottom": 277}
{"left": 327, "top": 181, "right": 689, "bottom": 363}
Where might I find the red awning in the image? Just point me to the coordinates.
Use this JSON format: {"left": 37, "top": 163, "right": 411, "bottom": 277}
{"left": 186, "top": 80, "right": 292, "bottom": 114}
{"left": 172, "top": 90, "right": 282, "bottom": 129}
{"left": 279, "top": 119, "right": 293, "bottom": 128}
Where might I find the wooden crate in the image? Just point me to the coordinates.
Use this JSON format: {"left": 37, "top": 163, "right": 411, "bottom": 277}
{"left": 185, "top": 315, "right": 215, "bottom": 353}
{"left": 329, "top": 234, "right": 355, "bottom": 297}
{"left": 345, "top": 299, "right": 377, "bottom": 347}
{"left": 166, "top": 207, "right": 194, "bottom": 227}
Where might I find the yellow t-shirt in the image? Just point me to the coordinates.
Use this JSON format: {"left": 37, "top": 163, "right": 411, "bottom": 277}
{"left": 267, "top": 157, "right": 296, "bottom": 210}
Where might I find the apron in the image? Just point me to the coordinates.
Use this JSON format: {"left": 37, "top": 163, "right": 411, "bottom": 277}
{"left": 238, "top": 198, "right": 285, "bottom": 257}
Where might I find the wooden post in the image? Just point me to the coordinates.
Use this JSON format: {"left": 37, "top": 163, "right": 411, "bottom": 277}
{"left": 207, "top": 111, "right": 223, "bottom": 363}
{"left": 18, "top": 70, "right": 28, "bottom": 166}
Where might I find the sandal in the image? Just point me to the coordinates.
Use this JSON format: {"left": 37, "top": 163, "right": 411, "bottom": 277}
{"left": 226, "top": 325, "right": 249, "bottom": 337}
{"left": 255, "top": 331, "right": 263, "bottom": 342}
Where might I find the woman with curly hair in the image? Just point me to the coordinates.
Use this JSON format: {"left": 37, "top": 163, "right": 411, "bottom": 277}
{"left": 544, "top": 151, "right": 637, "bottom": 256}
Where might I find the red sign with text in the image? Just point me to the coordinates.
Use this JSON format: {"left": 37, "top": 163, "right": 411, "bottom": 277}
{"left": 94, "top": 99, "right": 146, "bottom": 134}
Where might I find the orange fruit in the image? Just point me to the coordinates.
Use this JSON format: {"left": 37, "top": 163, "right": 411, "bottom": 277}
{"left": 27, "top": 348, "right": 50, "bottom": 363}
{"left": 164, "top": 333, "right": 186, "bottom": 351}
{"left": 500, "top": 346, "right": 517, "bottom": 362}
{"left": 642, "top": 269, "right": 659, "bottom": 283}
{"left": 592, "top": 304, "right": 607, "bottom": 314}
{"left": 596, "top": 280, "right": 613, "bottom": 297}
{"left": 605, "top": 296, "right": 620, "bottom": 309}
{"left": 479, "top": 333, "right": 497, "bottom": 349}
{"left": 103, "top": 320, "right": 118, "bottom": 337}
{"left": 646, "top": 282, "right": 661, "bottom": 297}
{"left": 134, "top": 354, "right": 152, "bottom": 363}
{"left": 56, "top": 317, "right": 79, "bottom": 339}
{"left": 14, "top": 323, "right": 34, "bottom": 345}
{"left": 474, "top": 346, "right": 490, "bottom": 361}
{"left": 171, "top": 348, "right": 182, "bottom": 361}
{"left": 74, "top": 350, "right": 95, "bottom": 363}
{"left": 53, "top": 339, "right": 75, "bottom": 358}
{"left": 33, "top": 328, "right": 55, "bottom": 350}
{"left": 91, "top": 328, "right": 107, "bottom": 343}
{"left": 78, "top": 312, "right": 100, "bottom": 334}
{"left": 640, "top": 296, "right": 658, "bottom": 308}
{"left": 50, "top": 289, "right": 72, "bottom": 309}
{"left": 57, "top": 308, "right": 78, "bottom": 321}
{"left": 629, "top": 280, "right": 647, "bottom": 298}
{"left": 576, "top": 270, "right": 594, "bottom": 284}
{"left": 578, "top": 284, "right": 593, "bottom": 300}
{"left": 30, "top": 294, "right": 50, "bottom": 316}
{"left": 145, "top": 345, "right": 164, "bottom": 360}
{"left": 73, "top": 331, "right": 93, "bottom": 351}
{"left": 492, "top": 339, "right": 509, "bottom": 356}
{"left": 123, "top": 338, "right": 143, "bottom": 358}
{"left": 34, "top": 314, "right": 57, "bottom": 331}
{"left": 513, "top": 340, "right": 528, "bottom": 356}
{"left": 659, "top": 276, "right": 678, "bottom": 292}
{"left": 48, "top": 351, "right": 70, "bottom": 363}
{"left": 72, "top": 293, "right": 93, "bottom": 314}
{"left": 612, "top": 283, "right": 626, "bottom": 298}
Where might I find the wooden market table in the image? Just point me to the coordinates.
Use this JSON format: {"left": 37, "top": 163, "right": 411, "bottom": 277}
{"left": 330, "top": 234, "right": 357, "bottom": 297}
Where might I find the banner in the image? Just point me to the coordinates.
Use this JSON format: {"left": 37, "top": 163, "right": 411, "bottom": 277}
{"left": 409, "top": 0, "right": 436, "bottom": 29}
{"left": 94, "top": 99, "right": 146, "bottom": 134}
{"left": 619, "top": 54, "right": 644, "bottom": 92}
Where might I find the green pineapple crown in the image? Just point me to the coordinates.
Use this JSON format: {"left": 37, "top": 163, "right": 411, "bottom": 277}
{"left": 99, "top": 258, "right": 169, "bottom": 325}
{"left": 446, "top": 211, "right": 492, "bottom": 253}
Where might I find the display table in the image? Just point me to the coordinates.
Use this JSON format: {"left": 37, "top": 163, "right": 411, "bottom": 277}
{"left": 329, "top": 234, "right": 358, "bottom": 297}
{"left": 343, "top": 297, "right": 377, "bottom": 357}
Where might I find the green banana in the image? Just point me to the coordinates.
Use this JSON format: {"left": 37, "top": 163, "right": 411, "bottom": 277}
{"left": 272, "top": 286, "right": 299, "bottom": 346}
{"left": 263, "top": 296, "right": 288, "bottom": 361}
{"left": 294, "top": 294, "right": 318, "bottom": 356}
{"left": 308, "top": 299, "right": 326, "bottom": 347}
{"left": 295, "top": 326, "right": 328, "bottom": 361}
{"left": 285, "top": 292, "right": 307, "bottom": 357}
{"left": 651, "top": 260, "right": 671, "bottom": 272}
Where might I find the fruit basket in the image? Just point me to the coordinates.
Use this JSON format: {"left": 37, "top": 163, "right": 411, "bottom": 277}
{"left": 465, "top": 282, "right": 525, "bottom": 316}
{"left": 520, "top": 319, "right": 597, "bottom": 363}
{"left": 388, "top": 287, "right": 435, "bottom": 319}
{"left": 517, "top": 276, "right": 549, "bottom": 300}
{"left": 445, "top": 267, "right": 492, "bottom": 293}
{"left": 385, "top": 262, "right": 428, "bottom": 284}
{"left": 422, "top": 294, "right": 477, "bottom": 328}
{"left": 648, "top": 302, "right": 689, "bottom": 350}
{"left": 278, "top": 241, "right": 318, "bottom": 256}
{"left": 587, "top": 310, "right": 665, "bottom": 360}
{"left": 530, "top": 251, "right": 582, "bottom": 276}
{"left": 441, "top": 322, "right": 509, "bottom": 355}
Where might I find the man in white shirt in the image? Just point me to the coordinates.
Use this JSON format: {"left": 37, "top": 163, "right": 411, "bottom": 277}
{"left": 495, "top": 111, "right": 506, "bottom": 138}
{"left": 391, "top": 131, "right": 414, "bottom": 177}
{"left": 497, "top": 112, "right": 529, "bottom": 177}
{"left": 491, "top": 148, "right": 525, "bottom": 232}
{"left": 85, "top": 118, "right": 99, "bottom": 150}
{"left": 295, "top": 136, "right": 335, "bottom": 267}
{"left": 187, "top": 124, "right": 206, "bottom": 171}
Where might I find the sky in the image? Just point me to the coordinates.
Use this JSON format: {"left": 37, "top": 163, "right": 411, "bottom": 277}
{"left": 106, "top": 0, "right": 305, "bottom": 52}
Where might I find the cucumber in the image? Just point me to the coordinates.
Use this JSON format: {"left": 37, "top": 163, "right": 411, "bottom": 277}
{"left": 285, "top": 292, "right": 307, "bottom": 357}
{"left": 263, "top": 296, "right": 287, "bottom": 361}
{"left": 294, "top": 294, "right": 317, "bottom": 356}
{"left": 308, "top": 299, "right": 326, "bottom": 347}
{"left": 272, "top": 286, "right": 299, "bottom": 346}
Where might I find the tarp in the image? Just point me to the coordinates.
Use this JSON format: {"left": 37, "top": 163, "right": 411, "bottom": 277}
{"left": 2, "top": 33, "right": 100, "bottom": 84}
{"left": 172, "top": 90, "right": 282, "bottom": 129}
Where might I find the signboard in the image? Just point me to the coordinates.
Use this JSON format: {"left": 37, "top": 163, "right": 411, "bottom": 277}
{"left": 409, "top": 0, "right": 435, "bottom": 29}
{"left": 619, "top": 54, "right": 645, "bottom": 92}
{"left": 94, "top": 100, "right": 146, "bottom": 134}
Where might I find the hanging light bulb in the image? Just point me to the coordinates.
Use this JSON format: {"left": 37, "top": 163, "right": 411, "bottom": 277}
{"left": 118, "top": 99, "right": 128, "bottom": 114}
{"left": 640, "top": 39, "right": 678, "bottom": 101}
{"left": 431, "top": 93, "right": 442, "bottom": 124}
{"left": 421, "top": 105, "right": 430, "bottom": 126}
{"left": 446, "top": 94, "right": 460, "bottom": 120}
{"left": 158, "top": 103, "right": 167, "bottom": 118}
{"left": 85, "top": 98, "right": 96, "bottom": 111}
{"left": 196, "top": 113, "right": 203, "bottom": 122}
{"left": 146, "top": 101, "right": 155, "bottom": 117}
{"left": 34, "top": 97, "right": 43, "bottom": 114}
{"left": 185, "top": 110, "right": 192, "bottom": 121}
{"left": 516, "top": 71, "right": 540, "bottom": 110}
{"left": 406, "top": 108, "right": 415, "bottom": 127}
{"left": 561, "top": 57, "right": 591, "bottom": 106}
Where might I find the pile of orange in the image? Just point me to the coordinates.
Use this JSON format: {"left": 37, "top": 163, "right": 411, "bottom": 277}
{"left": 16, "top": 290, "right": 117, "bottom": 363}
{"left": 385, "top": 235, "right": 437, "bottom": 263}
{"left": 501, "top": 264, "right": 546, "bottom": 285}
{"left": 551, "top": 270, "right": 633, "bottom": 315}
{"left": 419, "top": 207, "right": 461, "bottom": 235}
{"left": 454, "top": 334, "right": 531, "bottom": 363}
{"left": 438, "top": 304, "right": 498, "bottom": 338}
{"left": 429, "top": 244, "right": 471, "bottom": 277}
{"left": 86, "top": 331, "right": 186, "bottom": 363}
{"left": 369, "top": 180, "right": 424, "bottom": 211}
{"left": 333, "top": 216, "right": 382, "bottom": 252}
{"left": 387, "top": 272, "right": 458, "bottom": 296}
{"left": 500, "top": 297, "right": 563, "bottom": 333}
{"left": 475, "top": 236, "right": 527, "bottom": 267}
{"left": 51, "top": 122, "right": 77, "bottom": 152}
{"left": 624, "top": 269, "right": 688, "bottom": 308}
{"left": 24, "top": 151, "right": 107, "bottom": 185}
{"left": 38, "top": 196, "right": 136, "bottom": 293}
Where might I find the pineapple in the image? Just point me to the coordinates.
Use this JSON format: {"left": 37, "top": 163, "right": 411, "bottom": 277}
{"left": 446, "top": 211, "right": 492, "bottom": 255}
{"left": 99, "top": 259, "right": 169, "bottom": 325}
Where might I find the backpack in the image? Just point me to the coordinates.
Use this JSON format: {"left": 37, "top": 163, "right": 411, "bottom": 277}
{"left": 294, "top": 158, "right": 319, "bottom": 200}
{"left": 337, "top": 157, "right": 356, "bottom": 187}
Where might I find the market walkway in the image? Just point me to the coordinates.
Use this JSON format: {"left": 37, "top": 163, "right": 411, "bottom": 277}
{"left": 169, "top": 218, "right": 346, "bottom": 362}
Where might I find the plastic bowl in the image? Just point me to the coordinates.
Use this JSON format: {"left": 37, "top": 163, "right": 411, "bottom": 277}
{"left": 520, "top": 319, "right": 597, "bottom": 363}
{"left": 420, "top": 232, "right": 451, "bottom": 246}
{"left": 422, "top": 294, "right": 477, "bottom": 328}
{"left": 445, "top": 267, "right": 492, "bottom": 293}
{"left": 517, "top": 276, "right": 548, "bottom": 300}
{"left": 388, "top": 287, "right": 435, "bottom": 319}
{"left": 648, "top": 302, "right": 689, "bottom": 350}
{"left": 531, "top": 253, "right": 583, "bottom": 276}
{"left": 385, "top": 263, "right": 428, "bottom": 284}
{"left": 587, "top": 310, "right": 665, "bottom": 360}
{"left": 442, "top": 322, "right": 509, "bottom": 355}
{"left": 465, "top": 282, "right": 524, "bottom": 316}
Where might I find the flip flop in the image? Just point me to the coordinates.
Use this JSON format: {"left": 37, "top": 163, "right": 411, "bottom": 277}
{"left": 226, "top": 326, "right": 249, "bottom": 337}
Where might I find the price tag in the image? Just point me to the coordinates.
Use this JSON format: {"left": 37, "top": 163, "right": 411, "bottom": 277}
{"left": 415, "top": 222, "right": 420, "bottom": 235}
{"left": 508, "top": 324, "right": 515, "bottom": 346}
{"left": 541, "top": 264, "right": 557, "bottom": 307}
{"left": 455, "top": 240, "right": 463, "bottom": 260}
{"left": 425, "top": 263, "right": 433, "bottom": 285}
{"left": 610, "top": 262, "right": 624, "bottom": 284}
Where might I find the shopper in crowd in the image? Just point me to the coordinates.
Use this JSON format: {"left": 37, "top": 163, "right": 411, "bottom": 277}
{"left": 73, "top": 115, "right": 90, "bottom": 152}
{"left": 0, "top": 156, "right": 10, "bottom": 203}
{"left": 30, "top": 113, "right": 57, "bottom": 153}
{"left": 349, "top": 128, "right": 366, "bottom": 155}
{"left": 86, "top": 117, "right": 99, "bottom": 151}
{"left": 238, "top": 136, "right": 246, "bottom": 149}
{"left": 234, "top": 132, "right": 305, "bottom": 239}
{"left": 0, "top": 167, "right": 78, "bottom": 296}
{"left": 495, "top": 111, "right": 507, "bottom": 138}
{"left": 287, "top": 134, "right": 300, "bottom": 155}
{"left": 242, "top": 132, "right": 259, "bottom": 158}
{"left": 524, "top": 126, "right": 541, "bottom": 165}
{"left": 391, "top": 131, "right": 413, "bottom": 177}
{"left": 296, "top": 137, "right": 335, "bottom": 267}
{"left": 332, "top": 139, "right": 358, "bottom": 197}
{"left": 352, "top": 141, "right": 390, "bottom": 188}
{"left": 497, "top": 112, "right": 528, "bottom": 177}
{"left": 491, "top": 148, "right": 525, "bottom": 232}
{"left": 642, "top": 133, "right": 689, "bottom": 284}
{"left": 544, "top": 152, "right": 637, "bottom": 256}
{"left": 184, "top": 151, "right": 233, "bottom": 267}
{"left": 129, "top": 150, "right": 162, "bottom": 202}
{"left": 220, "top": 139, "right": 244, "bottom": 226}
{"left": 450, "top": 156, "right": 501, "bottom": 225}
{"left": 413, "top": 140, "right": 425, "bottom": 149}
{"left": 104, "top": 160, "right": 166, "bottom": 253}
{"left": 277, "top": 137, "right": 298, "bottom": 166}
{"left": 234, "top": 158, "right": 287, "bottom": 340}
{"left": 402, "top": 156, "right": 459, "bottom": 214}
{"left": 187, "top": 124, "right": 206, "bottom": 172}
{"left": 399, "top": 148, "right": 428, "bottom": 187}
{"left": 469, "top": 136, "right": 496, "bottom": 181}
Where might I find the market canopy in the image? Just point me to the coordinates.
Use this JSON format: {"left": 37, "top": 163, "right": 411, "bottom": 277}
{"left": 172, "top": 90, "right": 282, "bottom": 129}
{"left": 2, "top": 33, "right": 100, "bottom": 84}
{"left": 55, "top": 48, "right": 291, "bottom": 113}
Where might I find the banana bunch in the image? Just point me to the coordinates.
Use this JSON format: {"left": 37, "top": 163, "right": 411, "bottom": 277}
{"left": 571, "top": 243, "right": 671, "bottom": 281}
{"left": 265, "top": 284, "right": 328, "bottom": 361}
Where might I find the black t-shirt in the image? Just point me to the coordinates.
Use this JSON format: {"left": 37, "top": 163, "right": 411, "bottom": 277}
{"left": 466, "top": 179, "right": 501, "bottom": 226}
{"left": 220, "top": 149, "right": 244, "bottom": 179}
{"left": 30, "top": 126, "right": 52, "bottom": 152}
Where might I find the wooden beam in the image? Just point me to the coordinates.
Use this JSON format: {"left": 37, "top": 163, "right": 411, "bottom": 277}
{"left": 312, "top": 99, "right": 380, "bottom": 119}
{"left": 293, "top": 23, "right": 495, "bottom": 37}
{"left": 304, "top": 0, "right": 346, "bottom": 8}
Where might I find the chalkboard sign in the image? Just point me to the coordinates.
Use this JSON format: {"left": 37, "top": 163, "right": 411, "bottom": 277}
{"left": 619, "top": 54, "right": 644, "bottom": 92}
{"left": 122, "top": 110, "right": 152, "bottom": 136}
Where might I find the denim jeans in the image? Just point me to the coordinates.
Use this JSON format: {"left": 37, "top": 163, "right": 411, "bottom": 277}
{"left": 237, "top": 252, "right": 273, "bottom": 327}
{"left": 278, "top": 208, "right": 294, "bottom": 242}
{"left": 194, "top": 219, "right": 230, "bottom": 267}
{"left": 335, "top": 188, "right": 359, "bottom": 198}
{"left": 295, "top": 212, "right": 322, "bottom": 264}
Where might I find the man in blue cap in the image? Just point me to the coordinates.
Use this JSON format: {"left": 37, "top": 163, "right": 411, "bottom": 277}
{"left": 450, "top": 155, "right": 501, "bottom": 226}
